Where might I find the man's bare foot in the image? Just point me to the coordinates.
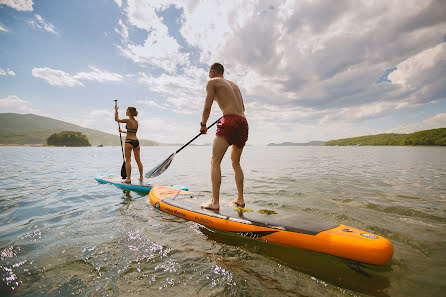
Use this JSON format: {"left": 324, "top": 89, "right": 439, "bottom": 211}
{"left": 232, "top": 199, "right": 245, "bottom": 208}
{"left": 201, "top": 200, "right": 219, "bottom": 210}
{"left": 123, "top": 179, "right": 131, "bottom": 184}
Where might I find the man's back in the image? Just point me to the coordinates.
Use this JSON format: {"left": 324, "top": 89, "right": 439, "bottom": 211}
{"left": 210, "top": 78, "right": 245, "bottom": 117}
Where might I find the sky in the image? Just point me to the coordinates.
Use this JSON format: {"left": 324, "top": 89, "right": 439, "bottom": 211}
{"left": 0, "top": 0, "right": 445, "bottom": 145}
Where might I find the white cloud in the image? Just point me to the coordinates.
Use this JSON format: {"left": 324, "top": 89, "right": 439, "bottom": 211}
{"left": 388, "top": 113, "right": 446, "bottom": 134}
{"left": 119, "top": 1, "right": 445, "bottom": 118}
{"left": 32, "top": 67, "right": 84, "bottom": 87}
{"left": 32, "top": 66, "right": 123, "bottom": 87}
{"left": 0, "top": 67, "right": 16, "bottom": 76}
{"left": 137, "top": 66, "right": 209, "bottom": 114}
{"left": 138, "top": 116, "right": 190, "bottom": 143}
{"left": 0, "top": 0, "right": 33, "bottom": 11}
{"left": 68, "top": 110, "right": 115, "bottom": 131}
{"left": 74, "top": 66, "right": 123, "bottom": 82}
{"left": 388, "top": 43, "right": 446, "bottom": 89}
{"left": 113, "top": 0, "right": 122, "bottom": 8}
{"left": 115, "top": 0, "right": 190, "bottom": 73}
{"left": 27, "top": 14, "right": 58, "bottom": 34}
{"left": 111, "top": 0, "right": 446, "bottom": 143}
{"left": 179, "top": 0, "right": 257, "bottom": 63}
{"left": 114, "top": 19, "right": 129, "bottom": 44}
{"left": 136, "top": 99, "right": 168, "bottom": 110}
{"left": 0, "top": 95, "right": 39, "bottom": 113}
{"left": 0, "top": 24, "right": 8, "bottom": 32}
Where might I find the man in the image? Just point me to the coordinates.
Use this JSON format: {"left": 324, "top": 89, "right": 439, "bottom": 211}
{"left": 200, "top": 62, "right": 249, "bottom": 210}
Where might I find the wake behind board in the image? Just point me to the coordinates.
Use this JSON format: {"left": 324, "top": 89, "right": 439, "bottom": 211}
{"left": 149, "top": 186, "right": 394, "bottom": 265}
{"left": 95, "top": 174, "right": 188, "bottom": 192}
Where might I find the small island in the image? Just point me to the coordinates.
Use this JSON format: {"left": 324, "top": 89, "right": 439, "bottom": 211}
{"left": 325, "top": 128, "right": 445, "bottom": 146}
{"left": 47, "top": 131, "right": 91, "bottom": 147}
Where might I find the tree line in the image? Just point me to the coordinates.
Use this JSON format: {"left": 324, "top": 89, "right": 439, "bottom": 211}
{"left": 325, "top": 128, "right": 446, "bottom": 146}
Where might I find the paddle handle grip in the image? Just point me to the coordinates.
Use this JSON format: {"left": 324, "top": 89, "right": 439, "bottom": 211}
{"left": 175, "top": 117, "right": 222, "bottom": 154}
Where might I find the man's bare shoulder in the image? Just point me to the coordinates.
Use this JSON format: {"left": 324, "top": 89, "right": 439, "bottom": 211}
{"left": 207, "top": 78, "right": 220, "bottom": 86}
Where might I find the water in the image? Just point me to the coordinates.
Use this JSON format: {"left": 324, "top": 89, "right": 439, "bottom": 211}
{"left": 0, "top": 146, "right": 445, "bottom": 297}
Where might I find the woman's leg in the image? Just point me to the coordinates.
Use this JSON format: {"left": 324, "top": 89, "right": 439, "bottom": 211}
{"left": 133, "top": 145, "right": 143, "bottom": 180}
{"left": 124, "top": 143, "right": 132, "bottom": 183}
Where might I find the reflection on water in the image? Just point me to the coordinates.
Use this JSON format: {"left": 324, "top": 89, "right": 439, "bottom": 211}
{"left": 0, "top": 146, "right": 445, "bottom": 296}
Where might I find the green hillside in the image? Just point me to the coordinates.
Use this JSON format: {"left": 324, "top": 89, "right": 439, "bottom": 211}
{"left": 0, "top": 113, "right": 159, "bottom": 146}
{"left": 325, "top": 128, "right": 446, "bottom": 146}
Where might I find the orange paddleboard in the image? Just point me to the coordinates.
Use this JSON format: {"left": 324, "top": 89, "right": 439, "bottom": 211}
{"left": 149, "top": 186, "right": 393, "bottom": 265}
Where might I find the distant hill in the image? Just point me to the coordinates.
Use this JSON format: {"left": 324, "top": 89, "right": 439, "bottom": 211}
{"left": 0, "top": 113, "right": 160, "bottom": 146}
{"left": 325, "top": 128, "right": 446, "bottom": 146}
{"left": 268, "top": 141, "right": 325, "bottom": 146}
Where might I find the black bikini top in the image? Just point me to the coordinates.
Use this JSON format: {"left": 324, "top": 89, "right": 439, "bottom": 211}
{"left": 126, "top": 124, "right": 138, "bottom": 133}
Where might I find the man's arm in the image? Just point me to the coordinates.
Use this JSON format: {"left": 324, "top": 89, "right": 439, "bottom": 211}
{"left": 201, "top": 80, "right": 215, "bottom": 127}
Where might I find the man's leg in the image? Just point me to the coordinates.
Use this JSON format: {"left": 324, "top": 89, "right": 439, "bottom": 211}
{"left": 231, "top": 144, "right": 245, "bottom": 206}
{"left": 201, "top": 135, "right": 229, "bottom": 210}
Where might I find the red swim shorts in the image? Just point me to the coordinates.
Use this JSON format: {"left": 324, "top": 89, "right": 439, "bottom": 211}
{"left": 216, "top": 114, "right": 249, "bottom": 148}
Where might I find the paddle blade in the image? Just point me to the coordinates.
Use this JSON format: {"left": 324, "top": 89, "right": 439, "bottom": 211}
{"left": 121, "top": 161, "right": 127, "bottom": 179}
{"left": 145, "top": 153, "right": 175, "bottom": 178}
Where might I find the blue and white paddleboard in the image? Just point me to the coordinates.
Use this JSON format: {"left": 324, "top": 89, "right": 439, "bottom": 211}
{"left": 94, "top": 174, "right": 188, "bottom": 192}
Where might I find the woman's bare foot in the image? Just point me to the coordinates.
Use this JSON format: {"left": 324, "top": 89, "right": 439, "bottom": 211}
{"left": 123, "top": 179, "right": 131, "bottom": 184}
{"left": 139, "top": 177, "right": 143, "bottom": 182}
{"left": 232, "top": 198, "right": 245, "bottom": 208}
{"left": 201, "top": 200, "right": 219, "bottom": 210}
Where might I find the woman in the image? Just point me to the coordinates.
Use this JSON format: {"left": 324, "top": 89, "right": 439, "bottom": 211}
{"left": 115, "top": 105, "right": 143, "bottom": 184}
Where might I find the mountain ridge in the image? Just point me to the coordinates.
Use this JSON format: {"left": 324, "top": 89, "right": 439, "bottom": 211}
{"left": 0, "top": 113, "right": 160, "bottom": 146}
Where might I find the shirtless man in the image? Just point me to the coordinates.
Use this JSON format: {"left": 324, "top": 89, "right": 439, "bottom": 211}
{"left": 200, "top": 62, "right": 249, "bottom": 210}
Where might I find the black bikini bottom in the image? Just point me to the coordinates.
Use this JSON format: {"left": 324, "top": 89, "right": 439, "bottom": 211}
{"left": 125, "top": 139, "right": 139, "bottom": 148}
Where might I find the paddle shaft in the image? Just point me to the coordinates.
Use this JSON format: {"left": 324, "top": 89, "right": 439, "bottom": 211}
{"left": 145, "top": 117, "right": 222, "bottom": 178}
{"left": 114, "top": 100, "right": 125, "bottom": 161}
{"left": 175, "top": 117, "right": 222, "bottom": 154}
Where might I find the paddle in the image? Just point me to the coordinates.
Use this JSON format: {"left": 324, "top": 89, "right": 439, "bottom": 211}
{"left": 114, "top": 99, "right": 127, "bottom": 179}
{"left": 145, "top": 117, "right": 222, "bottom": 178}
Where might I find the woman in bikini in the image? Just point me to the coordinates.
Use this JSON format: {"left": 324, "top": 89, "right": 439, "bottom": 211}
{"left": 115, "top": 105, "right": 143, "bottom": 184}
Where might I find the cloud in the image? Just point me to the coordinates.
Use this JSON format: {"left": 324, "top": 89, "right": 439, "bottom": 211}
{"left": 388, "top": 42, "right": 446, "bottom": 103}
{"left": 0, "top": 24, "right": 8, "bottom": 32}
{"left": 137, "top": 66, "right": 208, "bottom": 114}
{"left": 32, "top": 66, "right": 123, "bottom": 87}
{"left": 115, "top": 0, "right": 190, "bottom": 73}
{"left": 27, "top": 14, "right": 58, "bottom": 34}
{"left": 118, "top": 1, "right": 446, "bottom": 122}
{"left": 32, "top": 67, "right": 84, "bottom": 87}
{"left": 112, "top": 0, "right": 446, "bottom": 144}
{"left": 68, "top": 110, "right": 115, "bottom": 132}
{"left": 0, "top": 0, "right": 33, "bottom": 11}
{"left": 388, "top": 113, "right": 446, "bottom": 133}
{"left": 179, "top": 0, "right": 257, "bottom": 64}
{"left": 113, "top": 0, "right": 122, "bottom": 8}
{"left": 0, "top": 95, "right": 39, "bottom": 113}
{"left": 0, "top": 67, "right": 16, "bottom": 76}
{"left": 74, "top": 66, "right": 123, "bottom": 82}
{"left": 136, "top": 99, "right": 168, "bottom": 110}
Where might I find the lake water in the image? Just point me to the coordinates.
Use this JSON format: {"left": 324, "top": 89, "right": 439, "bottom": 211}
{"left": 1, "top": 146, "right": 445, "bottom": 297}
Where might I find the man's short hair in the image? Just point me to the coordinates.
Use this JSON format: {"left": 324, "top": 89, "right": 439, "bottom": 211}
{"left": 210, "top": 62, "right": 224, "bottom": 74}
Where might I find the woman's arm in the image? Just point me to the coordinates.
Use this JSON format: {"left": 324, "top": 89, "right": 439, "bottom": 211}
{"left": 115, "top": 105, "right": 128, "bottom": 123}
